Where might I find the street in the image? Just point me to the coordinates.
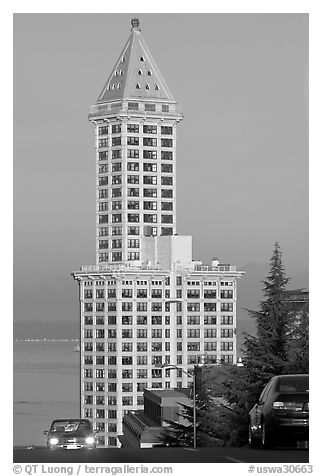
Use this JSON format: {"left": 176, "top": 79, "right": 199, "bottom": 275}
{"left": 13, "top": 446, "right": 309, "bottom": 463}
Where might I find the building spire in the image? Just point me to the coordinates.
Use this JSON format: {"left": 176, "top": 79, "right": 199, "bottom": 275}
{"left": 131, "top": 17, "right": 141, "bottom": 32}
{"left": 94, "top": 16, "right": 177, "bottom": 104}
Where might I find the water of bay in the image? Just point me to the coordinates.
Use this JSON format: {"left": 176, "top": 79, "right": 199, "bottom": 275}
{"left": 13, "top": 341, "right": 80, "bottom": 447}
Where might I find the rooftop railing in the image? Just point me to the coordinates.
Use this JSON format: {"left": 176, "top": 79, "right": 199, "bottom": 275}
{"left": 78, "top": 263, "right": 238, "bottom": 274}
{"left": 194, "top": 265, "right": 237, "bottom": 272}
{"left": 88, "top": 102, "right": 183, "bottom": 119}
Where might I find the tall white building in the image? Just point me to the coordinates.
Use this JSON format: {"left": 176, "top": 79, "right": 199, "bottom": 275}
{"left": 72, "top": 18, "right": 244, "bottom": 447}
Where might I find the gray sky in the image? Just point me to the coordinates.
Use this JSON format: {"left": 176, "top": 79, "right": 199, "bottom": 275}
{"left": 13, "top": 13, "right": 308, "bottom": 323}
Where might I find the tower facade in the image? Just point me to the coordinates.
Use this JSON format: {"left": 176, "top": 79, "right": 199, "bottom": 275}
{"left": 90, "top": 18, "right": 182, "bottom": 266}
{"left": 73, "top": 19, "right": 244, "bottom": 447}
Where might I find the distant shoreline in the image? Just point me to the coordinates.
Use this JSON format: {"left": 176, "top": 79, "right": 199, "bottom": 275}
{"left": 14, "top": 339, "right": 79, "bottom": 343}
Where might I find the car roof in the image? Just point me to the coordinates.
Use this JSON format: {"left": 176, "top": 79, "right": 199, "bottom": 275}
{"left": 269, "top": 374, "right": 308, "bottom": 381}
{"left": 51, "top": 419, "right": 90, "bottom": 423}
{"left": 276, "top": 374, "right": 309, "bottom": 379}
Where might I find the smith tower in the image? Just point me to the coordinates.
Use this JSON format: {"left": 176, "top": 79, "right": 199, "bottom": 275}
{"left": 89, "top": 18, "right": 182, "bottom": 266}
{"left": 73, "top": 18, "right": 244, "bottom": 447}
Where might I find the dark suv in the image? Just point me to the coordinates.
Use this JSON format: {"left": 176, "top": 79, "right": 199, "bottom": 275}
{"left": 248, "top": 374, "right": 309, "bottom": 449}
{"left": 44, "top": 419, "right": 96, "bottom": 449}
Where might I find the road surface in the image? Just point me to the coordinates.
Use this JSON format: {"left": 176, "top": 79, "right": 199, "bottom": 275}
{"left": 13, "top": 446, "right": 309, "bottom": 463}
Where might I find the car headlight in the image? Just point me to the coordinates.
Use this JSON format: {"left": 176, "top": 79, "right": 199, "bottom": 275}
{"left": 49, "top": 438, "right": 59, "bottom": 445}
{"left": 85, "top": 436, "right": 95, "bottom": 445}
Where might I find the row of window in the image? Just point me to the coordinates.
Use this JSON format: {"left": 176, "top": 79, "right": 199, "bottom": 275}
{"left": 98, "top": 176, "right": 173, "bottom": 186}
{"left": 83, "top": 315, "right": 234, "bottom": 326}
{"left": 84, "top": 288, "right": 232, "bottom": 299}
{"left": 99, "top": 163, "right": 173, "bottom": 173}
{"left": 83, "top": 278, "right": 231, "bottom": 288}
{"left": 83, "top": 368, "right": 187, "bottom": 384}
{"left": 99, "top": 226, "right": 149, "bottom": 237}
{"left": 98, "top": 188, "right": 174, "bottom": 199}
{"left": 98, "top": 214, "right": 173, "bottom": 225}
{"left": 83, "top": 338, "right": 233, "bottom": 356}
{"left": 99, "top": 213, "right": 173, "bottom": 223}
{"left": 83, "top": 351, "right": 234, "bottom": 375}
{"left": 99, "top": 138, "right": 173, "bottom": 148}
{"left": 83, "top": 301, "right": 233, "bottom": 313}
{"left": 98, "top": 125, "right": 173, "bottom": 135}
{"left": 82, "top": 276, "right": 231, "bottom": 287}
{"left": 126, "top": 102, "right": 170, "bottom": 113}
{"left": 98, "top": 150, "right": 173, "bottom": 160}
{"left": 97, "top": 252, "right": 140, "bottom": 262}
{"left": 83, "top": 328, "right": 233, "bottom": 340}
{"left": 98, "top": 202, "right": 173, "bottom": 213}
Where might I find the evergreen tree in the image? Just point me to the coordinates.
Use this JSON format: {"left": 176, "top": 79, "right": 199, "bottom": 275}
{"left": 285, "top": 309, "right": 309, "bottom": 373}
{"left": 243, "top": 242, "right": 290, "bottom": 396}
{"left": 209, "top": 242, "right": 295, "bottom": 445}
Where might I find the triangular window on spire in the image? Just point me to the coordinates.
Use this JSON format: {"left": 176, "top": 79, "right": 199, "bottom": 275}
{"left": 146, "top": 84, "right": 150, "bottom": 90}
{"left": 138, "top": 70, "right": 143, "bottom": 75}
{"left": 147, "top": 70, "right": 152, "bottom": 76}
{"left": 140, "top": 56, "right": 145, "bottom": 62}
{"left": 155, "top": 84, "right": 159, "bottom": 90}
{"left": 136, "top": 83, "right": 141, "bottom": 89}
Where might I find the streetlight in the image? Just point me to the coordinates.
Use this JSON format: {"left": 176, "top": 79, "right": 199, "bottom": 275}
{"left": 155, "top": 363, "right": 197, "bottom": 448}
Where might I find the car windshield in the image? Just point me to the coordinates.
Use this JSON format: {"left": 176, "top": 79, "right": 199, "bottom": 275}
{"left": 51, "top": 421, "right": 91, "bottom": 433}
{"left": 277, "top": 376, "right": 309, "bottom": 393}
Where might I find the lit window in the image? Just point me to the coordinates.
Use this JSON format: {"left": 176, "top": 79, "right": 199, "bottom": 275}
{"left": 144, "top": 201, "right": 157, "bottom": 210}
{"left": 143, "top": 150, "right": 157, "bottom": 159}
{"left": 143, "top": 163, "right": 157, "bottom": 172}
{"left": 127, "top": 149, "right": 139, "bottom": 158}
{"left": 143, "top": 176, "right": 157, "bottom": 185}
{"left": 128, "top": 252, "right": 140, "bottom": 261}
{"left": 127, "top": 201, "right": 139, "bottom": 210}
{"left": 112, "top": 124, "right": 121, "bottom": 133}
{"left": 127, "top": 136, "right": 139, "bottom": 145}
{"left": 127, "top": 123, "right": 139, "bottom": 133}
{"left": 128, "top": 213, "right": 140, "bottom": 223}
{"left": 143, "top": 138, "right": 157, "bottom": 147}
{"left": 144, "top": 214, "right": 157, "bottom": 223}
{"left": 127, "top": 162, "right": 139, "bottom": 171}
{"left": 143, "top": 125, "right": 157, "bottom": 134}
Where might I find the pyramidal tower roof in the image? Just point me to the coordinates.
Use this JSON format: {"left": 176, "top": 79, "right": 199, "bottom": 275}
{"left": 96, "top": 18, "right": 176, "bottom": 104}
